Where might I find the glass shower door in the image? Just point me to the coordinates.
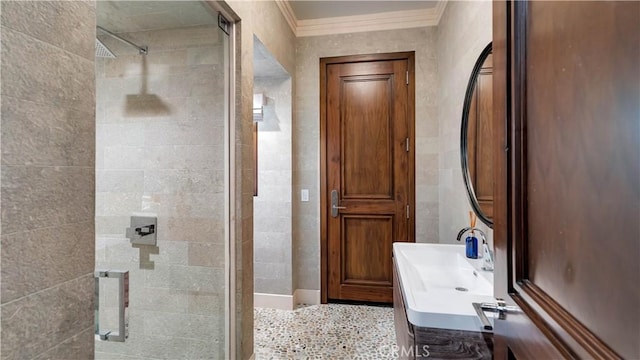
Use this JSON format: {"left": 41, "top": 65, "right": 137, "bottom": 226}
{"left": 94, "top": 2, "right": 231, "bottom": 358}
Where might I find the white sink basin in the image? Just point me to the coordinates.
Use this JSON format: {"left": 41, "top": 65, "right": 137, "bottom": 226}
{"left": 393, "top": 242, "right": 496, "bottom": 332}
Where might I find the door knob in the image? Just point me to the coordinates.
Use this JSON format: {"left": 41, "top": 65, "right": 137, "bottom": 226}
{"left": 331, "top": 190, "right": 346, "bottom": 218}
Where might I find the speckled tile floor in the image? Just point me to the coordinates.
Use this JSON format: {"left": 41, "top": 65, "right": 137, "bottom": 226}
{"left": 254, "top": 304, "right": 398, "bottom": 360}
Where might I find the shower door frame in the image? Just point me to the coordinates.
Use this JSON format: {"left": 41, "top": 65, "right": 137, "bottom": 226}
{"left": 210, "top": 1, "right": 238, "bottom": 358}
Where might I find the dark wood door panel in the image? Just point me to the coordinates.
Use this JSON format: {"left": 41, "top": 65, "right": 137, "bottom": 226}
{"left": 341, "top": 75, "right": 394, "bottom": 199}
{"left": 322, "top": 52, "right": 415, "bottom": 303}
{"left": 342, "top": 215, "right": 394, "bottom": 285}
{"left": 493, "top": 1, "right": 639, "bottom": 359}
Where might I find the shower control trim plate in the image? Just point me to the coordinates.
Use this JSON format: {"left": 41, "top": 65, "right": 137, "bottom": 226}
{"left": 126, "top": 215, "right": 157, "bottom": 246}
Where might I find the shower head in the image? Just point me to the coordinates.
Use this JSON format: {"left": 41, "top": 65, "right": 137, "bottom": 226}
{"left": 96, "top": 38, "right": 116, "bottom": 58}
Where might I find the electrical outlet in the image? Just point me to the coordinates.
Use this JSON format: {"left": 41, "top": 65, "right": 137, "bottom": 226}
{"left": 301, "top": 189, "right": 309, "bottom": 202}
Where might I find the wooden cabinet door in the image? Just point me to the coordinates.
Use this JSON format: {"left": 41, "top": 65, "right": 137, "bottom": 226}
{"left": 321, "top": 53, "right": 415, "bottom": 303}
{"left": 493, "top": 1, "right": 639, "bottom": 359}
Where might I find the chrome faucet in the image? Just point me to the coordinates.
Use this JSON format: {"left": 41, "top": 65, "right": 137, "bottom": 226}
{"left": 456, "top": 227, "right": 494, "bottom": 272}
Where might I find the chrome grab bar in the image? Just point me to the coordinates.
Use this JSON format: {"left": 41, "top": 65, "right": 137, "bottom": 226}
{"left": 95, "top": 270, "right": 129, "bottom": 342}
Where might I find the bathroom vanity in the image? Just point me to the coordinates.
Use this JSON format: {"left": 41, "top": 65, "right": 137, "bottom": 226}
{"left": 393, "top": 243, "right": 494, "bottom": 359}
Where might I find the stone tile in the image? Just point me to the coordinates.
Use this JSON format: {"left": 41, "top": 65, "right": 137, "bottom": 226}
{"left": 144, "top": 265, "right": 225, "bottom": 294}
{"left": 1, "top": 96, "right": 95, "bottom": 167}
{"left": 33, "top": 327, "right": 94, "bottom": 360}
{"left": 0, "top": 1, "right": 95, "bottom": 60}
{"left": 96, "top": 215, "right": 130, "bottom": 236}
{"left": 104, "top": 49, "right": 188, "bottom": 78}
{"left": 96, "top": 170, "right": 144, "bottom": 193}
{"left": 157, "top": 217, "right": 224, "bottom": 243}
{"left": 143, "top": 145, "right": 225, "bottom": 171}
{"left": 154, "top": 192, "right": 225, "bottom": 219}
{"left": 144, "top": 169, "right": 224, "bottom": 194}
{"left": 1, "top": 26, "right": 95, "bottom": 114}
{"left": 143, "top": 312, "right": 223, "bottom": 341}
{"left": 127, "top": 25, "right": 220, "bottom": 51}
{"left": 187, "top": 291, "right": 224, "bottom": 315}
{"left": 95, "top": 334, "right": 197, "bottom": 360}
{"left": 1, "top": 275, "right": 94, "bottom": 360}
{"left": 130, "top": 289, "right": 189, "bottom": 313}
{"left": 95, "top": 192, "right": 142, "bottom": 217}
{"left": 1, "top": 221, "right": 94, "bottom": 302}
{"left": 188, "top": 242, "right": 225, "bottom": 267}
{"left": 144, "top": 121, "right": 225, "bottom": 146}
{"left": 96, "top": 123, "right": 145, "bottom": 147}
{"left": 254, "top": 214, "right": 291, "bottom": 234}
{"left": 187, "top": 45, "right": 221, "bottom": 66}
{"left": 1, "top": 165, "right": 94, "bottom": 235}
{"left": 103, "top": 146, "right": 145, "bottom": 170}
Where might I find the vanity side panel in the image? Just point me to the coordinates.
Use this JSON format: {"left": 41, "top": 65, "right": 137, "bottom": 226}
{"left": 393, "top": 259, "right": 415, "bottom": 360}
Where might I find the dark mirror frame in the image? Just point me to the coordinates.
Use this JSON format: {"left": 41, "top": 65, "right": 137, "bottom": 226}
{"left": 460, "top": 42, "right": 493, "bottom": 227}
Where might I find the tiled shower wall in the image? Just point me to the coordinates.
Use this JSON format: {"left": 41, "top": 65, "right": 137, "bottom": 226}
{"left": 253, "top": 76, "right": 293, "bottom": 295}
{"left": 294, "top": 27, "right": 439, "bottom": 291}
{"left": 437, "top": 1, "right": 493, "bottom": 245}
{"left": 95, "top": 25, "right": 226, "bottom": 359}
{"left": 0, "top": 1, "right": 96, "bottom": 359}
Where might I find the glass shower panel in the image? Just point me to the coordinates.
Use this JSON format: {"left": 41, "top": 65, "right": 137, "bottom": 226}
{"left": 95, "top": 2, "right": 230, "bottom": 359}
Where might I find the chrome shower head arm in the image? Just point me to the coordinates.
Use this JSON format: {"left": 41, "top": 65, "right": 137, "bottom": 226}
{"left": 97, "top": 26, "right": 148, "bottom": 55}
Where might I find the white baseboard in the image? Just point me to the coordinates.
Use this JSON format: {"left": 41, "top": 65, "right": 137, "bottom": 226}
{"left": 254, "top": 290, "right": 321, "bottom": 310}
{"left": 293, "top": 289, "right": 320, "bottom": 306}
{"left": 254, "top": 293, "right": 294, "bottom": 310}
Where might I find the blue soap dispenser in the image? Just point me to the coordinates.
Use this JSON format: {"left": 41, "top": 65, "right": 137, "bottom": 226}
{"left": 466, "top": 212, "right": 479, "bottom": 259}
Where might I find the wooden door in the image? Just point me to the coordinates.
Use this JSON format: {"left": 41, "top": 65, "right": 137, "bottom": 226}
{"left": 320, "top": 53, "right": 415, "bottom": 303}
{"left": 493, "top": 1, "right": 639, "bottom": 359}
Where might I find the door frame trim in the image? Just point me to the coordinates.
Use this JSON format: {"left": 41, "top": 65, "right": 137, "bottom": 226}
{"left": 319, "top": 51, "right": 415, "bottom": 304}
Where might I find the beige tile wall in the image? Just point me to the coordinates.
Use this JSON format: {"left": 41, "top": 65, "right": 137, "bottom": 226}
{"left": 95, "top": 25, "right": 226, "bottom": 359}
{"left": 0, "top": 1, "right": 96, "bottom": 358}
{"left": 294, "top": 27, "right": 439, "bottom": 291}
{"left": 436, "top": 1, "right": 493, "bottom": 245}
{"left": 223, "top": 1, "right": 296, "bottom": 357}
{"left": 253, "top": 76, "right": 293, "bottom": 295}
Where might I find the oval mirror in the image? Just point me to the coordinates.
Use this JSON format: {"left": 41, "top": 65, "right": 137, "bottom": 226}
{"left": 461, "top": 43, "right": 493, "bottom": 227}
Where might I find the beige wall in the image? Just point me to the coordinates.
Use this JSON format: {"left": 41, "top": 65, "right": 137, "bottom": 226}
{"left": 223, "top": 1, "right": 296, "bottom": 358}
{"left": 253, "top": 76, "right": 293, "bottom": 295}
{"left": 294, "top": 27, "right": 439, "bottom": 291}
{"left": 95, "top": 25, "right": 226, "bottom": 359}
{"left": 0, "top": 1, "right": 96, "bottom": 358}
{"left": 437, "top": 1, "right": 493, "bottom": 245}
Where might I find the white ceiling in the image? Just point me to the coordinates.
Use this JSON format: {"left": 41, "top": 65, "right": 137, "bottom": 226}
{"left": 96, "top": 1, "right": 445, "bottom": 38}
{"left": 288, "top": 0, "right": 439, "bottom": 20}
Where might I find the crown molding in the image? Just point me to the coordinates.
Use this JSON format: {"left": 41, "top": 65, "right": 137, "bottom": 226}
{"left": 434, "top": 0, "right": 448, "bottom": 24}
{"left": 276, "top": 0, "right": 448, "bottom": 38}
{"left": 274, "top": 0, "right": 298, "bottom": 36}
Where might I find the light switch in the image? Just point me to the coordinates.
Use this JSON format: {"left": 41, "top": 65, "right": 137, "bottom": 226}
{"left": 301, "top": 189, "right": 309, "bottom": 202}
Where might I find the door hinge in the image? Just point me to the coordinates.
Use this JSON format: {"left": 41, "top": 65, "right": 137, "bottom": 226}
{"left": 406, "top": 70, "right": 409, "bottom": 85}
{"left": 406, "top": 204, "right": 410, "bottom": 219}
{"left": 405, "top": 138, "right": 410, "bottom": 152}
